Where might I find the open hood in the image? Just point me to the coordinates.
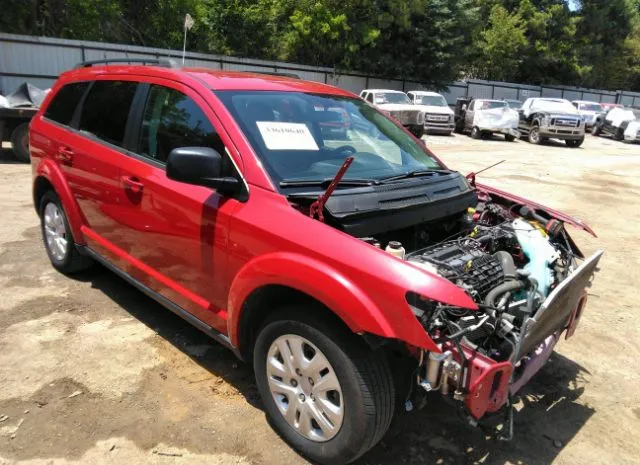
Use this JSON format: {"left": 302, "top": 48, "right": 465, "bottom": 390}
{"left": 474, "top": 182, "right": 596, "bottom": 237}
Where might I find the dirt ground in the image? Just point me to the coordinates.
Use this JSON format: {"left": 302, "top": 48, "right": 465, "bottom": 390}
{"left": 0, "top": 134, "right": 639, "bottom": 465}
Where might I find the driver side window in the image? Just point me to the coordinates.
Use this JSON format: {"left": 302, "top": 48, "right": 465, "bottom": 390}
{"left": 366, "top": 93, "right": 374, "bottom": 103}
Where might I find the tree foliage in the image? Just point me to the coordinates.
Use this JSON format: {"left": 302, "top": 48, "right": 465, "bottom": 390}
{"left": 1, "top": 0, "right": 640, "bottom": 91}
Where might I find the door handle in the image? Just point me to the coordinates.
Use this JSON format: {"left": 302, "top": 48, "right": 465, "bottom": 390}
{"left": 121, "top": 176, "right": 144, "bottom": 194}
{"left": 56, "top": 147, "right": 74, "bottom": 163}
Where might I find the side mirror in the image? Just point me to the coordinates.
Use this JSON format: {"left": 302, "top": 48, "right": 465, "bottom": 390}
{"left": 167, "top": 147, "right": 241, "bottom": 195}
{"left": 461, "top": 104, "right": 467, "bottom": 111}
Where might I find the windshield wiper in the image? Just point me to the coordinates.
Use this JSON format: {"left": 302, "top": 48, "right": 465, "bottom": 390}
{"left": 279, "top": 178, "right": 377, "bottom": 188}
{"left": 380, "top": 168, "right": 452, "bottom": 183}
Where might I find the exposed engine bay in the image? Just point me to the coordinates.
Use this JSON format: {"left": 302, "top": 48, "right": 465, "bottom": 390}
{"left": 289, "top": 164, "right": 602, "bottom": 432}
{"left": 360, "top": 193, "right": 602, "bottom": 428}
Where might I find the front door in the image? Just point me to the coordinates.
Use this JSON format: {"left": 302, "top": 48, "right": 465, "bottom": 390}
{"left": 112, "top": 81, "right": 242, "bottom": 332}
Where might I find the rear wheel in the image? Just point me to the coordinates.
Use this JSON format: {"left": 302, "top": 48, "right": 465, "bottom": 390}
{"left": 565, "top": 138, "right": 584, "bottom": 148}
{"left": 254, "top": 309, "right": 394, "bottom": 465}
{"left": 528, "top": 125, "right": 543, "bottom": 145}
{"left": 614, "top": 128, "right": 624, "bottom": 141}
{"left": 471, "top": 126, "right": 481, "bottom": 139}
{"left": 39, "top": 191, "right": 92, "bottom": 274}
{"left": 591, "top": 125, "right": 601, "bottom": 136}
{"left": 10, "top": 123, "right": 30, "bottom": 162}
{"left": 504, "top": 134, "right": 516, "bottom": 142}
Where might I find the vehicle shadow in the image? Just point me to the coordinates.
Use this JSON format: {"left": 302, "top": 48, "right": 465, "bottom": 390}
{"left": 0, "top": 147, "right": 23, "bottom": 164}
{"left": 359, "top": 352, "right": 593, "bottom": 465}
{"left": 78, "top": 265, "right": 593, "bottom": 465}
{"left": 77, "top": 265, "right": 261, "bottom": 406}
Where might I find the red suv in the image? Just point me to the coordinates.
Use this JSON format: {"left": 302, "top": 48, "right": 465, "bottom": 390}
{"left": 30, "top": 59, "right": 603, "bottom": 464}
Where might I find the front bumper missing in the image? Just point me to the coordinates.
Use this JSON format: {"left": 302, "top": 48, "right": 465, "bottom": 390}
{"left": 416, "top": 250, "right": 603, "bottom": 423}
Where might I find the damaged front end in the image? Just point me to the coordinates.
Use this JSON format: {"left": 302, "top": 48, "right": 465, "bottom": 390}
{"left": 406, "top": 195, "right": 603, "bottom": 435}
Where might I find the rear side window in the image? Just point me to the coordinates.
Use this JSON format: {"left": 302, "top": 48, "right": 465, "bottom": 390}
{"left": 138, "top": 85, "right": 225, "bottom": 164}
{"left": 78, "top": 80, "right": 138, "bottom": 147}
{"left": 43, "top": 82, "right": 89, "bottom": 125}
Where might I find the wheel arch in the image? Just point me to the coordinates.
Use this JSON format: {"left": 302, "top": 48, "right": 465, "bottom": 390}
{"left": 227, "top": 253, "right": 404, "bottom": 360}
{"left": 33, "top": 160, "right": 87, "bottom": 244}
{"left": 235, "top": 284, "right": 352, "bottom": 361}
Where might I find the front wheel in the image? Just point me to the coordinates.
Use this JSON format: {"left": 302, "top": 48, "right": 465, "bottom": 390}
{"left": 565, "top": 138, "right": 584, "bottom": 148}
{"left": 471, "top": 126, "right": 481, "bottom": 139}
{"left": 591, "top": 125, "right": 601, "bottom": 136}
{"left": 254, "top": 309, "right": 395, "bottom": 465}
{"left": 504, "top": 134, "right": 516, "bottom": 142}
{"left": 528, "top": 125, "right": 544, "bottom": 145}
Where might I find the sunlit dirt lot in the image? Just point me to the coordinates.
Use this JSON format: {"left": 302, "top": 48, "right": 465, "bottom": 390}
{"left": 0, "top": 133, "right": 638, "bottom": 465}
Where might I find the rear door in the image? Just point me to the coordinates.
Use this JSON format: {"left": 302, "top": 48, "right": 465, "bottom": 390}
{"left": 111, "top": 80, "right": 243, "bottom": 332}
{"left": 59, "top": 79, "right": 139, "bottom": 263}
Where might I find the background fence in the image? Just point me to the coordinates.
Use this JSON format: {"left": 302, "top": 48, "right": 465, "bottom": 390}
{"left": 2, "top": 32, "right": 640, "bottom": 107}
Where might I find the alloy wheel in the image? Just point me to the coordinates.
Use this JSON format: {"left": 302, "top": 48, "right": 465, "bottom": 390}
{"left": 43, "top": 202, "right": 68, "bottom": 262}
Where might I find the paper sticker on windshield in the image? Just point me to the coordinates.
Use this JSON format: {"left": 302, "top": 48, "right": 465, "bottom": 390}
{"left": 256, "top": 122, "right": 319, "bottom": 151}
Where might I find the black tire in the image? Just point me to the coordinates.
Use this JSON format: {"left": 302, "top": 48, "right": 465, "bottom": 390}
{"left": 471, "top": 126, "right": 481, "bottom": 139}
{"left": 10, "top": 123, "right": 30, "bottom": 163}
{"left": 39, "top": 191, "right": 93, "bottom": 274}
{"left": 504, "top": 134, "right": 516, "bottom": 142}
{"left": 528, "top": 124, "right": 543, "bottom": 145}
{"left": 565, "top": 138, "right": 584, "bottom": 148}
{"left": 591, "top": 125, "right": 601, "bottom": 136}
{"left": 614, "top": 128, "right": 624, "bottom": 141}
{"left": 254, "top": 308, "right": 395, "bottom": 465}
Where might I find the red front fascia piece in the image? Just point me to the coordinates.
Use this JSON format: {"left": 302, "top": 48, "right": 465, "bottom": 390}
{"left": 443, "top": 341, "right": 513, "bottom": 420}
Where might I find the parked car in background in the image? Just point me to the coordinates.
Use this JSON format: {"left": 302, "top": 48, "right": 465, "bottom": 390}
{"left": 571, "top": 100, "right": 603, "bottom": 129}
{"left": 592, "top": 107, "right": 640, "bottom": 142}
{"left": 519, "top": 98, "right": 586, "bottom": 147}
{"left": 600, "top": 102, "right": 624, "bottom": 112}
{"left": 360, "top": 89, "right": 425, "bottom": 137}
{"left": 406, "top": 91, "right": 454, "bottom": 135}
{"left": 454, "top": 97, "right": 519, "bottom": 141}
{"left": 504, "top": 99, "right": 523, "bottom": 110}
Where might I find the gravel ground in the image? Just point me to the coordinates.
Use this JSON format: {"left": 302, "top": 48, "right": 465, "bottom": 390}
{"left": 0, "top": 133, "right": 638, "bottom": 465}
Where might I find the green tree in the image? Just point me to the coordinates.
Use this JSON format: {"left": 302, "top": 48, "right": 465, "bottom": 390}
{"left": 475, "top": 5, "right": 527, "bottom": 81}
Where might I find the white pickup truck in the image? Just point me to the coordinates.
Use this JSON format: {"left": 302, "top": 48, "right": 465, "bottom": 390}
{"left": 360, "top": 89, "right": 425, "bottom": 137}
{"left": 407, "top": 91, "right": 455, "bottom": 135}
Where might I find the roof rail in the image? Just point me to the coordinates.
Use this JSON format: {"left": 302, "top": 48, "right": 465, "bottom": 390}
{"left": 76, "top": 57, "right": 179, "bottom": 69}
{"left": 256, "top": 71, "right": 301, "bottom": 79}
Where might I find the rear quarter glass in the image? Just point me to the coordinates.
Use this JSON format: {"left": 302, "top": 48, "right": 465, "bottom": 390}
{"left": 43, "top": 82, "right": 91, "bottom": 126}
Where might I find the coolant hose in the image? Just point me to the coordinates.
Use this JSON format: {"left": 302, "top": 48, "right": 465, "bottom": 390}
{"left": 493, "top": 251, "right": 517, "bottom": 281}
{"left": 484, "top": 280, "right": 525, "bottom": 307}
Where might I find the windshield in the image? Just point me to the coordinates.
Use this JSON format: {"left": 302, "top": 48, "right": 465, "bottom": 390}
{"left": 376, "top": 92, "right": 411, "bottom": 105}
{"left": 579, "top": 103, "right": 602, "bottom": 112}
{"left": 416, "top": 95, "right": 447, "bottom": 107}
{"left": 478, "top": 101, "right": 507, "bottom": 110}
{"left": 216, "top": 91, "right": 442, "bottom": 187}
{"left": 531, "top": 99, "right": 576, "bottom": 113}
{"left": 505, "top": 100, "right": 522, "bottom": 109}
